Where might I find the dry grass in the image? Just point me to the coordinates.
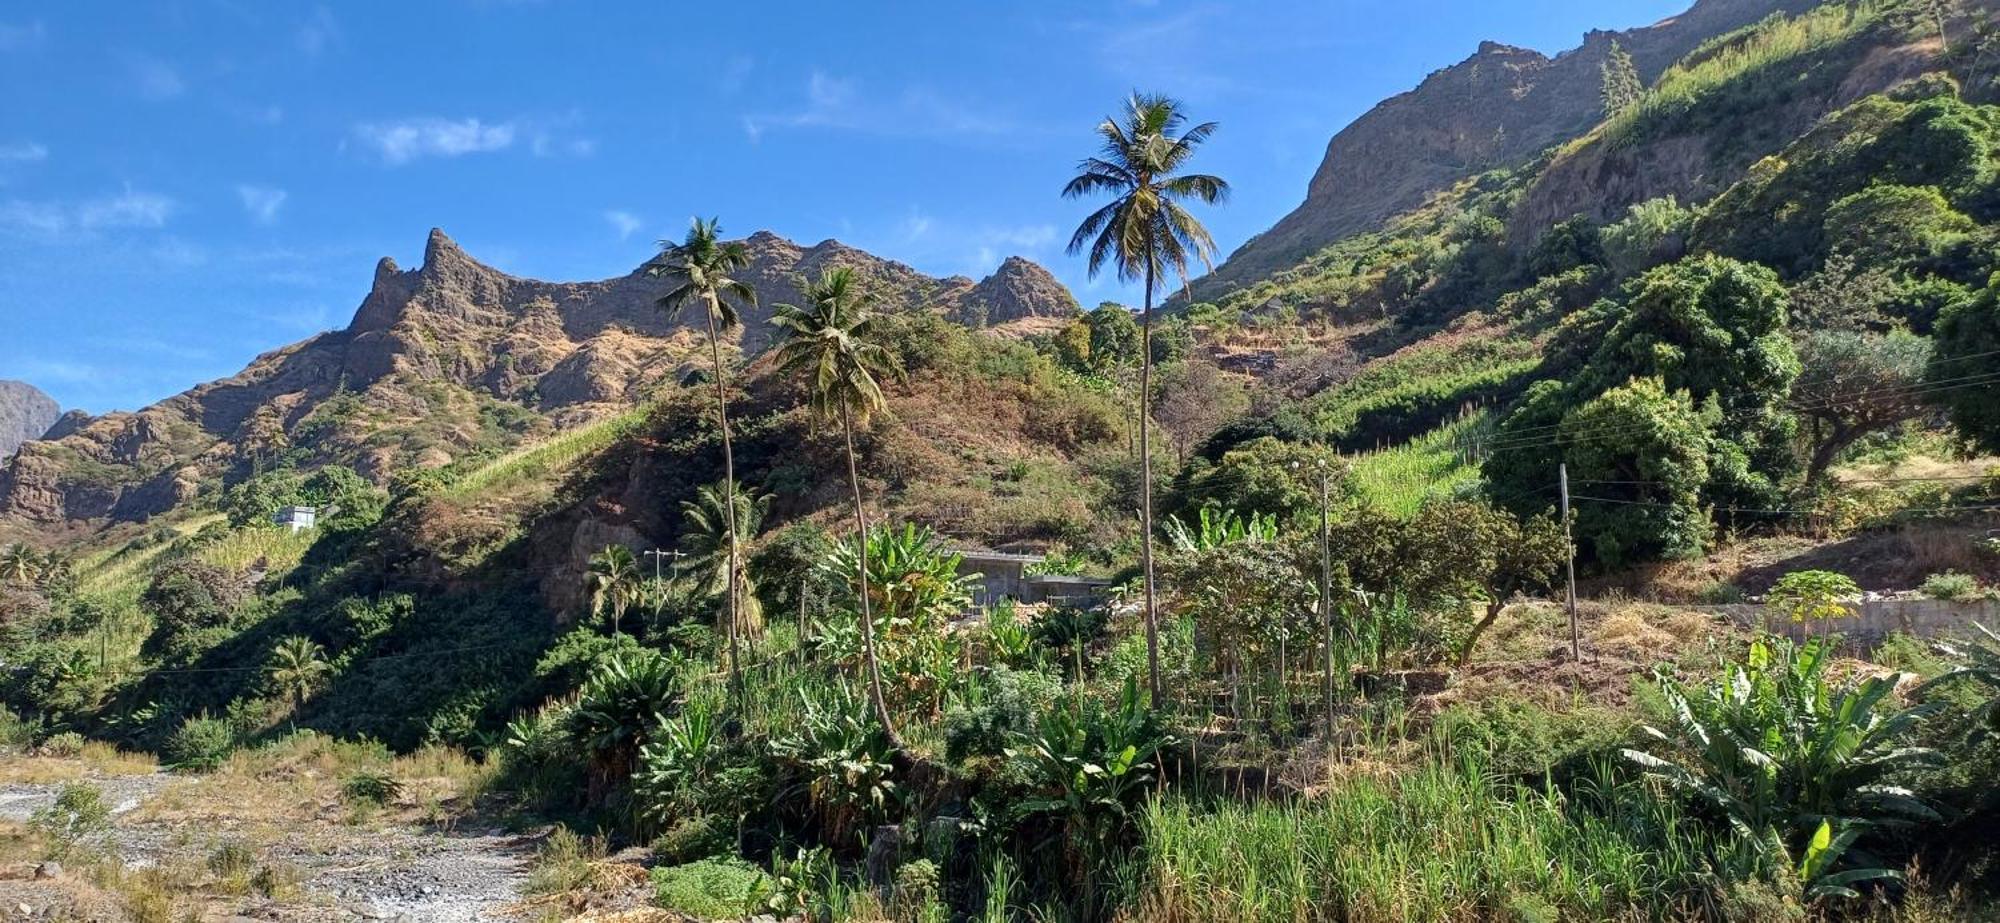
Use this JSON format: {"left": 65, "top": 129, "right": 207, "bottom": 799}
{"left": 133, "top": 732, "right": 494, "bottom": 832}
{"left": 0, "top": 743, "right": 156, "bottom": 784}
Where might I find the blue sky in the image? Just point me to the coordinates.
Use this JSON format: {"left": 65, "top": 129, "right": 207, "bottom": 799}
{"left": 0, "top": 0, "right": 1688, "bottom": 413}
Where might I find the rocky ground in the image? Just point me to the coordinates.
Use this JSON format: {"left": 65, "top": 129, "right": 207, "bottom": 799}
{"left": 0, "top": 769, "right": 539, "bottom": 921}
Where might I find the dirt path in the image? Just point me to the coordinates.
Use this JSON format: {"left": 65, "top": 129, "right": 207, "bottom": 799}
{"left": 0, "top": 772, "right": 538, "bottom": 921}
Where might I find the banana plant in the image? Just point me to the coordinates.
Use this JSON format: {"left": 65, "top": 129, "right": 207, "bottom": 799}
{"left": 1920, "top": 621, "right": 2000, "bottom": 746}
{"left": 1622, "top": 636, "right": 1940, "bottom": 902}
{"left": 1163, "top": 506, "right": 1278, "bottom": 553}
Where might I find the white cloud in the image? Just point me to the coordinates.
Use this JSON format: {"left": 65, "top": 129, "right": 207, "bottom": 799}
{"left": 531, "top": 132, "right": 596, "bottom": 158}
{"left": 0, "top": 20, "right": 46, "bottom": 52}
{"left": 126, "top": 54, "right": 186, "bottom": 100}
{"left": 743, "top": 71, "right": 1017, "bottom": 142}
{"left": 0, "top": 188, "right": 174, "bottom": 237}
{"left": 235, "top": 185, "right": 287, "bottom": 225}
{"left": 0, "top": 142, "right": 47, "bottom": 163}
{"left": 296, "top": 6, "right": 341, "bottom": 56}
{"left": 604, "top": 210, "right": 643, "bottom": 240}
{"left": 353, "top": 117, "right": 517, "bottom": 164}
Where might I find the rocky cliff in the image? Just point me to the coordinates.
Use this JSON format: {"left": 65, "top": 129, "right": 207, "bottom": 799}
{"left": 1189, "top": 0, "right": 1810, "bottom": 301}
{"left": 0, "top": 230, "right": 1076, "bottom": 525}
{"left": 0, "top": 381, "right": 59, "bottom": 461}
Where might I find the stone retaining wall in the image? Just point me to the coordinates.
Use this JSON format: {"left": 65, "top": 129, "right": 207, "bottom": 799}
{"left": 1711, "top": 598, "right": 2000, "bottom": 644}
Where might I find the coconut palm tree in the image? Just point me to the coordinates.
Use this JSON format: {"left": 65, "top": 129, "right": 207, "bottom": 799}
{"left": 770, "top": 267, "right": 906, "bottom": 746}
{"left": 1, "top": 543, "right": 41, "bottom": 587}
{"left": 265, "top": 635, "right": 331, "bottom": 714}
{"left": 678, "top": 479, "right": 770, "bottom": 641}
{"left": 587, "top": 544, "right": 642, "bottom": 638}
{"left": 1062, "top": 93, "right": 1228, "bottom": 706}
{"left": 652, "top": 217, "right": 759, "bottom": 698}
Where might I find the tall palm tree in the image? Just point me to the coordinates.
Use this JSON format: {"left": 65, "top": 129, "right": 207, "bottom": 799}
{"left": 587, "top": 545, "right": 642, "bottom": 638}
{"left": 266, "top": 634, "right": 331, "bottom": 714}
{"left": 678, "top": 479, "right": 770, "bottom": 641}
{"left": 1063, "top": 93, "right": 1228, "bottom": 707}
{"left": 652, "top": 217, "right": 759, "bottom": 699}
{"left": 770, "top": 267, "right": 905, "bottom": 745}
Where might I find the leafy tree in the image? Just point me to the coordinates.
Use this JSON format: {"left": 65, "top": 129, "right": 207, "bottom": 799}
{"left": 1562, "top": 378, "right": 1714, "bottom": 566}
{"left": 1164, "top": 539, "right": 1315, "bottom": 682}
{"left": 1600, "top": 40, "right": 1643, "bottom": 119}
{"left": 1083, "top": 303, "right": 1141, "bottom": 373}
{"left": 1929, "top": 280, "right": 2000, "bottom": 452}
{"left": 141, "top": 558, "right": 248, "bottom": 655}
{"left": 265, "top": 634, "right": 330, "bottom": 713}
{"left": 1152, "top": 361, "right": 1248, "bottom": 463}
{"left": 771, "top": 266, "right": 907, "bottom": 745}
{"left": 1064, "top": 92, "right": 1229, "bottom": 707}
{"left": 1586, "top": 255, "right": 1798, "bottom": 416}
{"left": 1397, "top": 501, "right": 1568, "bottom": 667}
{"left": 1171, "top": 437, "right": 1347, "bottom": 529}
{"left": 587, "top": 545, "right": 642, "bottom": 639}
{"left": 678, "top": 480, "right": 769, "bottom": 643}
{"left": 652, "top": 217, "right": 757, "bottom": 701}
{"left": 1792, "top": 329, "right": 1932, "bottom": 485}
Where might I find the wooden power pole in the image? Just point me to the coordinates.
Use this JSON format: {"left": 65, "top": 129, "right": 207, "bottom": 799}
{"left": 1560, "top": 463, "right": 1580, "bottom": 661}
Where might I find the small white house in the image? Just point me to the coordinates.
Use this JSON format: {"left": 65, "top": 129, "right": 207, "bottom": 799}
{"left": 272, "top": 505, "right": 318, "bottom": 533}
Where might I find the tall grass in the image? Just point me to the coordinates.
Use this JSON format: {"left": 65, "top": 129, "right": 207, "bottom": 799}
{"left": 1137, "top": 753, "right": 1716, "bottom": 922}
{"left": 1604, "top": 2, "right": 1883, "bottom": 148}
{"left": 1348, "top": 412, "right": 1491, "bottom": 517}
{"left": 444, "top": 404, "right": 647, "bottom": 499}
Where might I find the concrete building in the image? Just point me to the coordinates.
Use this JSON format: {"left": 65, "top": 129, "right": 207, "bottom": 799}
{"left": 272, "top": 505, "right": 318, "bottom": 533}
{"left": 954, "top": 550, "right": 1115, "bottom": 610}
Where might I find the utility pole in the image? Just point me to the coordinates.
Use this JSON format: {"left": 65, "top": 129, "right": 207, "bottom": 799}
{"left": 1560, "top": 464, "right": 1580, "bottom": 661}
{"left": 1317, "top": 459, "right": 1336, "bottom": 739}
{"left": 643, "top": 548, "right": 685, "bottom": 584}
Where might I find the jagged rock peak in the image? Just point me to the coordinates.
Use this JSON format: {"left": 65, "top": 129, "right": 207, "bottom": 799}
{"left": 0, "top": 380, "right": 60, "bottom": 460}
{"left": 955, "top": 256, "right": 1079, "bottom": 325}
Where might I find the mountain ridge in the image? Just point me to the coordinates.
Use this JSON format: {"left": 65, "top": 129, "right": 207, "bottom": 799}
{"left": 0, "top": 229, "right": 1079, "bottom": 527}
{"left": 1189, "top": 0, "right": 1812, "bottom": 301}
{"left": 0, "top": 380, "right": 60, "bottom": 462}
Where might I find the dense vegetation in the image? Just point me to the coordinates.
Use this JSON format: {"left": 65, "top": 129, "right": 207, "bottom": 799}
{"left": 6, "top": 2, "right": 2000, "bottom": 920}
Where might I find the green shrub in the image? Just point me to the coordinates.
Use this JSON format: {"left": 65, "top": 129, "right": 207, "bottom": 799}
{"left": 36, "top": 730, "right": 85, "bottom": 758}
{"left": 164, "top": 715, "right": 236, "bottom": 772}
{"left": 30, "top": 782, "right": 111, "bottom": 860}
{"left": 649, "top": 856, "right": 773, "bottom": 920}
{"left": 1920, "top": 571, "right": 1981, "bottom": 601}
{"left": 650, "top": 812, "right": 735, "bottom": 866}
{"left": 893, "top": 858, "right": 944, "bottom": 923}
{"left": 340, "top": 771, "right": 403, "bottom": 806}
{"left": 1768, "top": 570, "right": 1860, "bottom": 624}
{"left": 943, "top": 666, "right": 1062, "bottom": 765}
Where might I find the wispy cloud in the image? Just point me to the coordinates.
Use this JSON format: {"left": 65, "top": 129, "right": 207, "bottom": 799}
{"left": 604, "top": 210, "right": 643, "bottom": 240}
{"left": 531, "top": 132, "right": 595, "bottom": 158}
{"left": 296, "top": 6, "right": 342, "bottom": 57}
{"left": 125, "top": 53, "right": 186, "bottom": 100}
{"left": 0, "top": 188, "right": 175, "bottom": 237}
{"left": 0, "top": 142, "right": 47, "bottom": 163}
{"left": 235, "top": 185, "right": 287, "bottom": 225}
{"left": 743, "top": 71, "right": 1019, "bottom": 143}
{"left": 0, "top": 20, "right": 46, "bottom": 52}
{"left": 352, "top": 117, "right": 517, "bottom": 164}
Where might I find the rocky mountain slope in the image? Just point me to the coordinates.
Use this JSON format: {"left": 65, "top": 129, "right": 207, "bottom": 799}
{"left": 0, "top": 230, "right": 1077, "bottom": 526}
{"left": 1189, "top": 0, "right": 1811, "bottom": 301}
{"left": 0, "top": 381, "right": 59, "bottom": 461}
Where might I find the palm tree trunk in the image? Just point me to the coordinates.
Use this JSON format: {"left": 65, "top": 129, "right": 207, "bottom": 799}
{"left": 706, "top": 294, "right": 745, "bottom": 713}
{"left": 1139, "top": 254, "right": 1161, "bottom": 709}
{"left": 842, "top": 400, "right": 900, "bottom": 747}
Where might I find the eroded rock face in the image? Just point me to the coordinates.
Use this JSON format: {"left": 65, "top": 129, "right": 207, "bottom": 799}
{"left": 0, "top": 228, "right": 1077, "bottom": 527}
{"left": 0, "top": 381, "right": 60, "bottom": 461}
{"left": 1191, "top": 0, "right": 1805, "bottom": 300}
